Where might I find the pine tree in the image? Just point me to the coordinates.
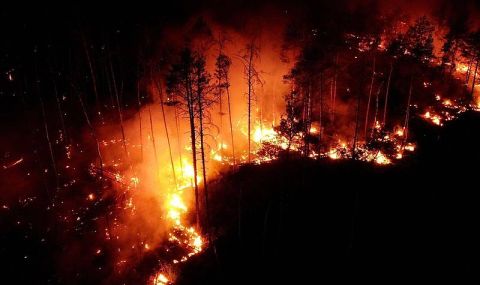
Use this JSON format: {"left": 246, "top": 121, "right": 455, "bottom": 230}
{"left": 215, "top": 47, "right": 236, "bottom": 168}
{"left": 166, "top": 48, "right": 214, "bottom": 230}
{"left": 241, "top": 41, "right": 261, "bottom": 163}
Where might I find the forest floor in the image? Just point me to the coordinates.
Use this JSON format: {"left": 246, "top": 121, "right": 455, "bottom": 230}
{"left": 1, "top": 112, "right": 480, "bottom": 285}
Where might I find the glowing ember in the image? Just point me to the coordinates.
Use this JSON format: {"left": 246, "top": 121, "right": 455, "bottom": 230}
{"left": 328, "top": 149, "right": 339, "bottom": 160}
{"left": 374, "top": 152, "right": 391, "bottom": 165}
{"left": 443, "top": 99, "right": 452, "bottom": 106}
{"left": 153, "top": 273, "right": 170, "bottom": 285}
{"left": 423, "top": 111, "right": 443, "bottom": 126}
{"left": 404, "top": 143, "right": 415, "bottom": 152}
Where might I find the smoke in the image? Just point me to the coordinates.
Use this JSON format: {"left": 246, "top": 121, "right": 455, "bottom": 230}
{"left": 3, "top": 1, "right": 478, "bottom": 282}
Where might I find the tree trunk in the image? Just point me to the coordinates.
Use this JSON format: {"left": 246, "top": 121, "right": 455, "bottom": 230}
{"left": 370, "top": 82, "right": 384, "bottom": 138}
{"left": 136, "top": 80, "right": 143, "bottom": 161}
{"left": 466, "top": 57, "right": 474, "bottom": 84}
{"left": 364, "top": 56, "right": 376, "bottom": 140}
{"left": 404, "top": 78, "right": 413, "bottom": 142}
{"left": 156, "top": 80, "right": 178, "bottom": 188}
{"left": 185, "top": 72, "right": 201, "bottom": 229}
{"left": 218, "top": 78, "right": 224, "bottom": 159}
{"left": 225, "top": 77, "right": 236, "bottom": 169}
{"left": 352, "top": 88, "right": 361, "bottom": 158}
{"left": 318, "top": 72, "right": 323, "bottom": 152}
{"left": 39, "top": 94, "right": 59, "bottom": 192}
{"left": 471, "top": 59, "right": 479, "bottom": 97}
{"left": 196, "top": 74, "right": 209, "bottom": 231}
{"left": 82, "top": 35, "right": 101, "bottom": 119}
{"left": 383, "top": 62, "right": 393, "bottom": 127}
{"left": 147, "top": 105, "right": 159, "bottom": 177}
{"left": 247, "top": 46, "right": 254, "bottom": 163}
{"left": 76, "top": 88, "right": 112, "bottom": 240}
{"left": 109, "top": 58, "right": 129, "bottom": 161}
{"left": 303, "top": 81, "right": 312, "bottom": 156}
{"left": 332, "top": 54, "right": 338, "bottom": 125}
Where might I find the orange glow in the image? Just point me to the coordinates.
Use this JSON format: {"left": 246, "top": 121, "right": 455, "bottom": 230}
{"left": 374, "top": 152, "right": 391, "bottom": 165}
{"left": 153, "top": 273, "right": 169, "bottom": 285}
{"left": 252, "top": 125, "right": 277, "bottom": 144}
{"left": 423, "top": 111, "right": 443, "bottom": 126}
{"left": 328, "top": 149, "right": 339, "bottom": 160}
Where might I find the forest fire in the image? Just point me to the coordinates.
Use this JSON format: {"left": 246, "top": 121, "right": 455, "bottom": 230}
{"left": 424, "top": 111, "right": 444, "bottom": 126}
{"left": 422, "top": 95, "right": 471, "bottom": 127}
{"left": 153, "top": 273, "right": 169, "bottom": 285}
{"left": 2, "top": 1, "right": 480, "bottom": 285}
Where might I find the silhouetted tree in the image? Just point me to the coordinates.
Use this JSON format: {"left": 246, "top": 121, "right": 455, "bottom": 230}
{"left": 166, "top": 48, "right": 201, "bottom": 228}
{"left": 277, "top": 89, "right": 303, "bottom": 153}
{"left": 240, "top": 41, "right": 261, "bottom": 163}
{"left": 464, "top": 31, "right": 480, "bottom": 97}
{"left": 167, "top": 48, "right": 214, "bottom": 229}
{"left": 388, "top": 16, "right": 435, "bottom": 64}
{"left": 215, "top": 41, "right": 236, "bottom": 167}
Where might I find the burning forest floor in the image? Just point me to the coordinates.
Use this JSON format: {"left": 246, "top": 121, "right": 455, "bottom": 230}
{"left": 3, "top": 111, "right": 480, "bottom": 285}
{"left": 174, "top": 112, "right": 480, "bottom": 285}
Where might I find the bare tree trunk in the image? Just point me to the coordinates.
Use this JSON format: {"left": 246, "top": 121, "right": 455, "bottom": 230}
{"left": 332, "top": 54, "right": 338, "bottom": 124}
{"left": 471, "top": 59, "right": 479, "bottom": 97}
{"left": 76, "top": 89, "right": 112, "bottom": 239}
{"left": 194, "top": 63, "right": 210, "bottom": 231}
{"left": 39, "top": 94, "right": 60, "bottom": 192}
{"left": 82, "top": 35, "right": 101, "bottom": 119}
{"left": 76, "top": 89, "right": 104, "bottom": 178}
{"left": 466, "top": 57, "right": 474, "bottom": 84}
{"left": 219, "top": 79, "right": 224, "bottom": 158}
{"left": 318, "top": 72, "right": 323, "bottom": 151}
{"left": 136, "top": 80, "right": 143, "bottom": 160}
{"left": 156, "top": 80, "right": 178, "bottom": 188}
{"left": 147, "top": 105, "right": 159, "bottom": 177}
{"left": 352, "top": 89, "right": 361, "bottom": 158}
{"left": 370, "top": 82, "right": 384, "bottom": 138}
{"left": 34, "top": 54, "right": 60, "bottom": 194}
{"left": 272, "top": 80, "right": 276, "bottom": 125}
{"left": 109, "top": 58, "right": 129, "bottom": 161}
{"left": 383, "top": 62, "right": 393, "bottom": 127}
{"left": 185, "top": 73, "right": 201, "bottom": 229}
{"left": 403, "top": 77, "right": 413, "bottom": 142}
{"left": 330, "top": 80, "right": 333, "bottom": 121}
{"left": 226, "top": 82, "right": 236, "bottom": 168}
{"left": 247, "top": 45, "right": 254, "bottom": 163}
{"left": 197, "top": 97, "right": 209, "bottom": 230}
{"left": 364, "top": 56, "right": 376, "bottom": 140}
{"left": 304, "top": 82, "right": 312, "bottom": 156}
